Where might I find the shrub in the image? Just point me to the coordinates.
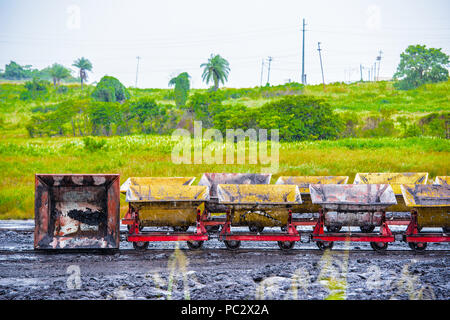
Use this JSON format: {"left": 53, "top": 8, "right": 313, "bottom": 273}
{"left": 57, "top": 85, "right": 69, "bottom": 94}
{"left": 403, "top": 124, "right": 422, "bottom": 137}
{"left": 83, "top": 136, "right": 107, "bottom": 152}
{"left": 256, "top": 96, "right": 343, "bottom": 141}
{"left": 213, "top": 104, "right": 258, "bottom": 133}
{"left": 418, "top": 112, "right": 449, "bottom": 138}
{"left": 340, "top": 111, "right": 360, "bottom": 138}
{"left": 186, "top": 91, "right": 226, "bottom": 128}
{"left": 128, "top": 97, "right": 170, "bottom": 134}
{"left": 360, "top": 107, "right": 397, "bottom": 138}
{"left": 20, "top": 78, "right": 49, "bottom": 100}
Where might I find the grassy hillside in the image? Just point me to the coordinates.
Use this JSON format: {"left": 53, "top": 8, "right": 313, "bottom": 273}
{"left": 1, "top": 79, "right": 449, "bottom": 139}
{"left": 303, "top": 80, "right": 450, "bottom": 113}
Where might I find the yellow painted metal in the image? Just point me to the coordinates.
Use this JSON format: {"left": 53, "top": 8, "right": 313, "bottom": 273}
{"left": 435, "top": 176, "right": 450, "bottom": 185}
{"left": 401, "top": 184, "right": 450, "bottom": 228}
{"left": 276, "top": 176, "right": 349, "bottom": 193}
{"left": 131, "top": 202, "right": 204, "bottom": 227}
{"left": 120, "top": 177, "right": 195, "bottom": 193}
{"left": 217, "top": 184, "right": 302, "bottom": 227}
{"left": 401, "top": 185, "right": 450, "bottom": 208}
{"left": 126, "top": 184, "right": 208, "bottom": 202}
{"left": 126, "top": 184, "right": 208, "bottom": 227}
{"left": 230, "top": 207, "right": 293, "bottom": 227}
{"left": 217, "top": 184, "right": 301, "bottom": 205}
{"left": 415, "top": 207, "right": 449, "bottom": 228}
{"left": 354, "top": 173, "right": 428, "bottom": 212}
{"left": 354, "top": 172, "right": 428, "bottom": 194}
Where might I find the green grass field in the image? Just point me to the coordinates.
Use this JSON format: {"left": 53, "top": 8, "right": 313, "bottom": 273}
{"left": 0, "top": 135, "right": 448, "bottom": 219}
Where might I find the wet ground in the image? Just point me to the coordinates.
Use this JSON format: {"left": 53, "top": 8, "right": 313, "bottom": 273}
{"left": 0, "top": 220, "right": 448, "bottom": 300}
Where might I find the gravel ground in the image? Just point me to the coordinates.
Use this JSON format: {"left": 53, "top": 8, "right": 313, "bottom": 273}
{"left": 0, "top": 220, "right": 448, "bottom": 300}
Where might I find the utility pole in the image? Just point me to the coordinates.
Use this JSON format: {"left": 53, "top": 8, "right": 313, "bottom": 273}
{"left": 135, "top": 56, "right": 141, "bottom": 88}
{"left": 260, "top": 59, "right": 265, "bottom": 87}
{"left": 266, "top": 56, "right": 273, "bottom": 85}
{"left": 317, "top": 42, "right": 325, "bottom": 90}
{"left": 376, "top": 50, "right": 383, "bottom": 81}
{"left": 301, "top": 18, "right": 306, "bottom": 84}
{"left": 373, "top": 62, "right": 377, "bottom": 82}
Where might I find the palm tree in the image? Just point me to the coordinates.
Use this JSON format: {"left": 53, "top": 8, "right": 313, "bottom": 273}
{"left": 200, "top": 54, "right": 230, "bottom": 91}
{"left": 72, "top": 57, "right": 93, "bottom": 90}
{"left": 49, "top": 63, "right": 71, "bottom": 87}
{"left": 168, "top": 72, "right": 190, "bottom": 107}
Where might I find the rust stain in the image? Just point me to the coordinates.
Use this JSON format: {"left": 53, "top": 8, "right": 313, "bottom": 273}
{"left": 34, "top": 174, "right": 120, "bottom": 250}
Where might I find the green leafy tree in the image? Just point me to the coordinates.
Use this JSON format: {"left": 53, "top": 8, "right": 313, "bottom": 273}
{"left": 185, "top": 91, "right": 225, "bottom": 127}
{"left": 257, "top": 96, "right": 343, "bottom": 141}
{"left": 72, "top": 57, "right": 93, "bottom": 90}
{"left": 2, "top": 61, "right": 35, "bottom": 79}
{"left": 200, "top": 54, "right": 230, "bottom": 91}
{"left": 91, "top": 75, "right": 130, "bottom": 102}
{"left": 129, "top": 97, "right": 168, "bottom": 133}
{"left": 87, "top": 102, "right": 118, "bottom": 135}
{"left": 394, "top": 45, "right": 449, "bottom": 90}
{"left": 168, "top": 72, "right": 190, "bottom": 107}
{"left": 49, "top": 63, "right": 71, "bottom": 87}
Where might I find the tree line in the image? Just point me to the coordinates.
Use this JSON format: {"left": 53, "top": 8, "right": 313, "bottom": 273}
{"left": 0, "top": 57, "right": 92, "bottom": 89}
{"left": 4, "top": 44, "right": 448, "bottom": 140}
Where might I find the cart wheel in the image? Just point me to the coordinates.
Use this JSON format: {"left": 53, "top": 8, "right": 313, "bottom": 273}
{"left": 326, "top": 226, "right": 342, "bottom": 233}
{"left": 370, "top": 242, "right": 388, "bottom": 251}
{"left": 249, "top": 225, "right": 264, "bottom": 233}
{"left": 316, "top": 241, "right": 334, "bottom": 250}
{"left": 206, "top": 225, "right": 221, "bottom": 233}
{"left": 408, "top": 242, "right": 427, "bottom": 252}
{"left": 132, "top": 241, "right": 149, "bottom": 250}
{"left": 186, "top": 240, "right": 204, "bottom": 250}
{"left": 127, "top": 224, "right": 144, "bottom": 232}
{"left": 173, "top": 226, "right": 189, "bottom": 232}
{"left": 278, "top": 241, "right": 295, "bottom": 251}
{"left": 224, "top": 240, "right": 241, "bottom": 250}
{"left": 443, "top": 227, "right": 450, "bottom": 233}
{"left": 360, "top": 225, "right": 375, "bottom": 233}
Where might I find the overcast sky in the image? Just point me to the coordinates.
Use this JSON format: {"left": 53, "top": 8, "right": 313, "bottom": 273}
{"left": 0, "top": 0, "right": 449, "bottom": 88}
